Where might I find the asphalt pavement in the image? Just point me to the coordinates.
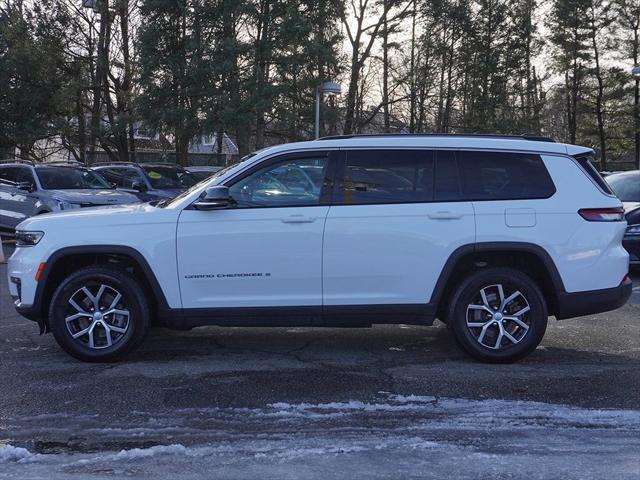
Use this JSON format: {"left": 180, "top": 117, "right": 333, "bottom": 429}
{"left": 1, "top": 243, "right": 639, "bottom": 479}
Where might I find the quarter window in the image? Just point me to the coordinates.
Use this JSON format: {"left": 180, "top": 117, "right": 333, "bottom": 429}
{"left": 229, "top": 156, "right": 329, "bottom": 208}
{"left": 337, "top": 150, "right": 434, "bottom": 205}
{"left": 456, "top": 151, "right": 555, "bottom": 200}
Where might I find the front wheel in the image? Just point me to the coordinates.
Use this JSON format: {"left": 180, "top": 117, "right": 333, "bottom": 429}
{"left": 447, "top": 267, "right": 548, "bottom": 363}
{"left": 49, "top": 266, "right": 150, "bottom": 362}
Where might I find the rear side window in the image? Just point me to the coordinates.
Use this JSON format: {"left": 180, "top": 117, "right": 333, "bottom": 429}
{"left": 336, "top": 150, "right": 434, "bottom": 205}
{"left": 456, "top": 151, "right": 555, "bottom": 200}
{"left": 574, "top": 154, "right": 614, "bottom": 195}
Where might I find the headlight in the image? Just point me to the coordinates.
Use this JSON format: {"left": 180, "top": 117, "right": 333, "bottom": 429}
{"left": 626, "top": 224, "right": 640, "bottom": 236}
{"left": 15, "top": 230, "right": 44, "bottom": 247}
{"left": 55, "top": 200, "right": 81, "bottom": 211}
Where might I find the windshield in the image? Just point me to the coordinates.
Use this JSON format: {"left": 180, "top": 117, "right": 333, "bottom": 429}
{"left": 606, "top": 173, "right": 640, "bottom": 202}
{"left": 37, "top": 167, "right": 111, "bottom": 190}
{"left": 142, "top": 165, "right": 198, "bottom": 189}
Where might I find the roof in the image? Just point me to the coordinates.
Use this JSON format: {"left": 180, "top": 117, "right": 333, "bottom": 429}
{"left": 252, "top": 134, "right": 592, "bottom": 158}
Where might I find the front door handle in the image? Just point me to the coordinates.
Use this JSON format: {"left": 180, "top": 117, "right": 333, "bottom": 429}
{"left": 428, "top": 211, "right": 464, "bottom": 220}
{"left": 281, "top": 215, "right": 316, "bottom": 223}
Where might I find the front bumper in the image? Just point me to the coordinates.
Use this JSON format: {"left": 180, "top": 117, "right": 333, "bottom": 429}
{"left": 556, "top": 278, "right": 633, "bottom": 319}
{"left": 623, "top": 236, "right": 640, "bottom": 265}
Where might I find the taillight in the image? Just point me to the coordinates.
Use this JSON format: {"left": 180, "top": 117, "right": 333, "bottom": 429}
{"left": 578, "top": 207, "right": 625, "bottom": 222}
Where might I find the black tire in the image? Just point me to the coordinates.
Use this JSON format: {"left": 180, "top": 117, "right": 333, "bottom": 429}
{"left": 447, "top": 267, "right": 547, "bottom": 363}
{"left": 49, "top": 266, "right": 150, "bottom": 362}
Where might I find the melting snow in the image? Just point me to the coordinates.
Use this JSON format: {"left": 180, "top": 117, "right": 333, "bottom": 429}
{"left": 0, "top": 444, "right": 38, "bottom": 464}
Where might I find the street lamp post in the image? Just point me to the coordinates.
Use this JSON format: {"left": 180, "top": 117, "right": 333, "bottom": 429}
{"left": 315, "top": 82, "right": 342, "bottom": 139}
{"left": 633, "top": 67, "right": 640, "bottom": 170}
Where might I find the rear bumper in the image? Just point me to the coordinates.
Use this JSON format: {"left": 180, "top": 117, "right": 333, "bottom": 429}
{"left": 555, "top": 278, "right": 633, "bottom": 320}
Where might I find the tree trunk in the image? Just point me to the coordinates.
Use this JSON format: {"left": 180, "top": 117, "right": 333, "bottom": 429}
{"left": 409, "top": 1, "right": 417, "bottom": 133}
{"left": 382, "top": 1, "right": 390, "bottom": 133}
{"left": 90, "top": 0, "right": 109, "bottom": 155}
{"left": 589, "top": 11, "right": 606, "bottom": 169}
{"left": 343, "top": 49, "right": 360, "bottom": 134}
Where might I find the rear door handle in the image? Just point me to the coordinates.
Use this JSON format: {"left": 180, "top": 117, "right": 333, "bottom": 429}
{"left": 281, "top": 215, "right": 316, "bottom": 223}
{"left": 428, "top": 211, "right": 464, "bottom": 220}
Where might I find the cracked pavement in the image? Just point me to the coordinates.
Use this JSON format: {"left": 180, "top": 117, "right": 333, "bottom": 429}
{"left": 1, "top": 244, "right": 639, "bottom": 478}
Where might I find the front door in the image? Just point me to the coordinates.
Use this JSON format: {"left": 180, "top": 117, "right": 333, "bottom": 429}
{"left": 177, "top": 151, "right": 334, "bottom": 310}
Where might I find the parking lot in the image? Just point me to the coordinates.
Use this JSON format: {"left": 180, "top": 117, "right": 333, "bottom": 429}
{"left": 1, "top": 243, "right": 639, "bottom": 479}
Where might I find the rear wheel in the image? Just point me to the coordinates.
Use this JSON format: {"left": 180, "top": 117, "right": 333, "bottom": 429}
{"left": 49, "top": 266, "right": 150, "bottom": 362}
{"left": 447, "top": 267, "right": 547, "bottom": 363}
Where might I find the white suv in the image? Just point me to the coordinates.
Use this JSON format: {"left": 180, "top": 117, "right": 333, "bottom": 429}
{"left": 7, "top": 135, "right": 632, "bottom": 363}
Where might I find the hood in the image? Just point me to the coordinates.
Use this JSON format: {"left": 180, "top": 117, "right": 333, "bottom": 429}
{"left": 17, "top": 202, "right": 172, "bottom": 231}
{"left": 49, "top": 189, "right": 141, "bottom": 205}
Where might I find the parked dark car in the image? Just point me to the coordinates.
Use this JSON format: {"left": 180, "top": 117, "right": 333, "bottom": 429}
{"left": 606, "top": 170, "right": 640, "bottom": 267}
{"left": 184, "top": 165, "right": 223, "bottom": 181}
{"left": 91, "top": 162, "right": 199, "bottom": 202}
{"left": 0, "top": 160, "right": 140, "bottom": 232}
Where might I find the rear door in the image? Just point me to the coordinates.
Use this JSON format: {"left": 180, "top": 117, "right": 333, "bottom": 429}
{"left": 322, "top": 149, "right": 475, "bottom": 309}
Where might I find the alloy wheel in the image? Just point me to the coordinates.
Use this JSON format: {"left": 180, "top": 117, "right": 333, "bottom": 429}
{"left": 64, "top": 284, "right": 130, "bottom": 349}
{"left": 465, "top": 283, "right": 531, "bottom": 350}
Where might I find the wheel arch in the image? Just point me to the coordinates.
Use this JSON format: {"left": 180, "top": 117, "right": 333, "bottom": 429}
{"left": 34, "top": 245, "right": 169, "bottom": 329}
{"left": 431, "top": 242, "right": 565, "bottom": 320}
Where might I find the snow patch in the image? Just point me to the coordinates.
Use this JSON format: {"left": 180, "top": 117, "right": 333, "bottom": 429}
{"left": 0, "top": 445, "right": 38, "bottom": 464}
{"left": 114, "top": 444, "right": 188, "bottom": 460}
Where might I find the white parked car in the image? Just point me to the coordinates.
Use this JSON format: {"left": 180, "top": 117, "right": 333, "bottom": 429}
{"left": 7, "top": 135, "right": 632, "bottom": 363}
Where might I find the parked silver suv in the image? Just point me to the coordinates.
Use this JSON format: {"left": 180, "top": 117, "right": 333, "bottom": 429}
{"left": 0, "top": 160, "right": 141, "bottom": 232}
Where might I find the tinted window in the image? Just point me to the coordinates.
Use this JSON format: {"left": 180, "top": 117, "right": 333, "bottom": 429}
{"left": 36, "top": 167, "right": 111, "bottom": 190}
{"left": 141, "top": 165, "right": 198, "bottom": 189}
{"left": 99, "top": 168, "right": 144, "bottom": 189}
{"left": 0, "top": 166, "right": 20, "bottom": 185}
{"left": 229, "top": 156, "right": 328, "bottom": 208}
{"left": 575, "top": 154, "right": 614, "bottom": 195}
{"left": 457, "top": 151, "right": 555, "bottom": 200}
{"left": 337, "top": 150, "right": 434, "bottom": 205}
{"left": 606, "top": 172, "right": 640, "bottom": 202}
{"left": 15, "top": 167, "right": 36, "bottom": 188}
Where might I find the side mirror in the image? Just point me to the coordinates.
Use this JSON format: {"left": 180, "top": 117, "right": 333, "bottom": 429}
{"left": 17, "top": 181, "right": 35, "bottom": 192}
{"left": 193, "top": 186, "right": 229, "bottom": 210}
{"left": 131, "top": 180, "right": 147, "bottom": 193}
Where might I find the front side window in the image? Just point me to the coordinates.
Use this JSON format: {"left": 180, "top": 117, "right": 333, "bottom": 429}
{"left": 336, "top": 150, "right": 434, "bottom": 205}
{"left": 229, "top": 156, "right": 329, "bottom": 208}
{"left": 36, "top": 167, "right": 111, "bottom": 190}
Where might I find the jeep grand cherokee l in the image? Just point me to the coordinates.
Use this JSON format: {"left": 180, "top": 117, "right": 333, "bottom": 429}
{"left": 7, "top": 135, "right": 632, "bottom": 363}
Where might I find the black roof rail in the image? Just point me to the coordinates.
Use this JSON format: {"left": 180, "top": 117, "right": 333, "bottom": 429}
{"left": 40, "top": 161, "right": 84, "bottom": 167}
{"left": 90, "top": 161, "right": 139, "bottom": 167}
{"left": 0, "top": 159, "right": 35, "bottom": 165}
{"left": 317, "top": 133, "right": 556, "bottom": 143}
